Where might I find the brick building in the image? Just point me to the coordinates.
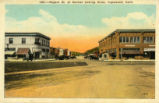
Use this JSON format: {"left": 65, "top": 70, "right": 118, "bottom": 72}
{"left": 50, "top": 47, "right": 71, "bottom": 57}
{"left": 98, "top": 29, "right": 155, "bottom": 59}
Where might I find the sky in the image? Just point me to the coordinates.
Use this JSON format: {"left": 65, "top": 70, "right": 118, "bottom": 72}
{"left": 5, "top": 4, "right": 156, "bottom": 53}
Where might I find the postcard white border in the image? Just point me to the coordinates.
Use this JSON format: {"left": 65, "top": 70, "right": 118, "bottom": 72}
{"left": 0, "top": 0, "right": 159, "bottom": 103}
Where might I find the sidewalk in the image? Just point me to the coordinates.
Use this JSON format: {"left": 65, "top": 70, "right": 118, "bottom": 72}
{"left": 103, "top": 59, "right": 155, "bottom": 62}
{"left": 5, "top": 58, "right": 56, "bottom": 62}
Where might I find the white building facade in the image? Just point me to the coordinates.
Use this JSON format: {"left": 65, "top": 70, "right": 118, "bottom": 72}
{"left": 5, "top": 32, "right": 50, "bottom": 59}
{"left": 58, "top": 48, "right": 64, "bottom": 56}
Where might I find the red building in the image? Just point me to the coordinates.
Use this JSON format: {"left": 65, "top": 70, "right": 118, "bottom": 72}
{"left": 99, "top": 29, "right": 155, "bottom": 59}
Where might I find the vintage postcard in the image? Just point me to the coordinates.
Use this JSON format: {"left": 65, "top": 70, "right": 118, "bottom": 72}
{"left": 0, "top": 0, "right": 159, "bottom": 103}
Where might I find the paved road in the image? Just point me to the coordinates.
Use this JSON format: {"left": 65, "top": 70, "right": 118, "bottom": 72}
{"left": 5, "top": 59, "right": 155, "bottom": 98}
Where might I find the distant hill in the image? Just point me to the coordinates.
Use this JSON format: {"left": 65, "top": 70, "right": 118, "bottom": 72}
{"left": 84, "top": 47, "right": 99, "bottom": 55}
{"left": 71, "top": 51, "right": 83, "bottom": 56}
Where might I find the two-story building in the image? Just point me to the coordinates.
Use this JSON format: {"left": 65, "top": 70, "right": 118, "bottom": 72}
{"left": 5, "top": 32, "right": 50, "bottom": 59}
{"left": 98, "top": 29, "right": 155, "bottom": 59}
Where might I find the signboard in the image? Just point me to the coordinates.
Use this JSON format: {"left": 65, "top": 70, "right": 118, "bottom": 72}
{"left": 125, "top": 45, "right": 135, "bottom": 47}
{"left": 144, "top": 48, "right": 155, "bottom": 51}
{"left": 33, "top": 48, "right": 41, "bottom": 52}
{"left": 149, "top": 45, "right": 155, "bottom": 47}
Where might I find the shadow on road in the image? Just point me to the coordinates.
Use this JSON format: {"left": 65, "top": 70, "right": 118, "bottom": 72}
{"left": 5, "top": 70, "right": 100, "bottom": 90}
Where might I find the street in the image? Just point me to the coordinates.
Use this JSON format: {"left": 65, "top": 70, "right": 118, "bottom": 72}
{"left": 5, "top": 59, "right": 155, "bottom": 98}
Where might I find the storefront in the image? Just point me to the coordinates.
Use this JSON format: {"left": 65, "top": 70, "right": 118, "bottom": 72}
{"left": 144, "top": 48, "right": 155, "bottom": 59}
{"left": 99, "top": 29, "right": 155, "bottom": 60}
{"left": 16, "top": 48, "right": 30, "bottom": 59}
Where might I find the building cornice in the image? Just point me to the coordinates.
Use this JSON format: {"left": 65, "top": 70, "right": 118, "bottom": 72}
{"left": 98, "top": 29, "right": 155, "bottom": 43}
{"left": 5, "top": 32, "right": 51, "bottom": 40}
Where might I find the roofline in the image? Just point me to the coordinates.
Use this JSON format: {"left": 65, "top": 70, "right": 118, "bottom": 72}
{"left": 5, "top": 32, "right": 51, "bottom": 40}
{"left": 98, "top": 29, "right": 155, "bottom": 43}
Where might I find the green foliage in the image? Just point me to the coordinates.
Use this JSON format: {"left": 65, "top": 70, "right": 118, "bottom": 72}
{"left": 84, "top": 47, "right": 99, "bottom": 55}
{"left": 71, "top": 51, "right": 83, "bottom": 56}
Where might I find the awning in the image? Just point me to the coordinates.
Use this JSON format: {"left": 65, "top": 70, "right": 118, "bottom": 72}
{"left": 16, "top": 48, "right": 30, "bottom": 55}
{"left": 144, "top": 48, "right": 155, "bottom": 52}
{"left": 5, "top": 51, "right": 15, "bottom": 55}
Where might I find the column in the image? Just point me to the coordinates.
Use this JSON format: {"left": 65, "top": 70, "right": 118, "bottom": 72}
{"left": 116, "top": 48, "right": 120, "bottom": 59}
{"left": 140, "top": 33, "right": 144, "bottom": 54}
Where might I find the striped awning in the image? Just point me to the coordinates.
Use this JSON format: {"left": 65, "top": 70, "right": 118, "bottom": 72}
{"left": 16, "top": 48, "right": 30, "bottom": 55}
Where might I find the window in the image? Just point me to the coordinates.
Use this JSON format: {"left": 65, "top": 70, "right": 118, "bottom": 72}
{"left": 143, "top": 37, "right": 153, "bottom": 43}
{"left": 9, "top": 38, "right": 13, "bottom": 44}
{"left": 48, "top": 42, "right": 50, "bottom": 46}
{"left": 126, "top": 37, "right": 129, "bottom": 42}
{"left": 130, "top": 37, "right": 133, "bottom": 43}
{"left": 35, "top": 38, "right": 40, "bottom": 45}
{"left": 46, "top": 49, "right": 49, "bottom": 52}
{"left": 134, "top": 37, "right": 136, "bottom": 43}
{"left": 120, "top": 36, "right": 140, "bottom": 43}
{"left": 123, "top": 37, "right": 125, "bottom": 42}
{"left": 137, "top": 37, "right": 140, "bottom": 43}
{"left": 35, "top": 38, "right": 39, "bottom": 42}
{"left": 143, "top": 37, "right": 146, "bottom": 43}
{"left": 120, "top": 37, "right": 127, "bottom": 43}
{"left": 44, "top": 40, "right": 45, "bottom": 46}
{"left": 150, "top": 37, "right": 153, "bottom": 42}
{"left": 42, "top": 49, "right": 45, "bottom": 52}
{"left": 147, "top": 37, "right": 150, "bottom": 42}
{"left": 42, "top": 40, "right": 43, "bottom": 46}
{"left": 22, "top": 38, "right": 26, "bottom": 44}
{"left": 132, "top": 37, "right": 140, "bottom": 43}
{"left": 119, "top": 37, "right": 122, "bottom": 42}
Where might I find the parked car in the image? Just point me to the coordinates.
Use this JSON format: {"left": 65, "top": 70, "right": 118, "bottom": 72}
{"left": 85, "top": 54, "right": 99, "bottom": 60}
{"left": 70, "top": 56, "right": 76, "bottom": 59}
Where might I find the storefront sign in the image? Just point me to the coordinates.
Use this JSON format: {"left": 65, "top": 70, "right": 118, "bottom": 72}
{"left": 149, "top": 45, "right": 155, "bottom": 47}
{"left": 125, "top": 45, "right": 135, "bottom": 47}
{"left": 144, "top": 48, "right": 155, "bottom": 51}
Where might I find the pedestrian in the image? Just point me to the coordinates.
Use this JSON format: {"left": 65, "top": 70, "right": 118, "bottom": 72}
{"left": 26, "top": 54, "right": 29, "bottom": 61}
{"left": 30, "top": 54, "right": 33, "bottom": 61}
